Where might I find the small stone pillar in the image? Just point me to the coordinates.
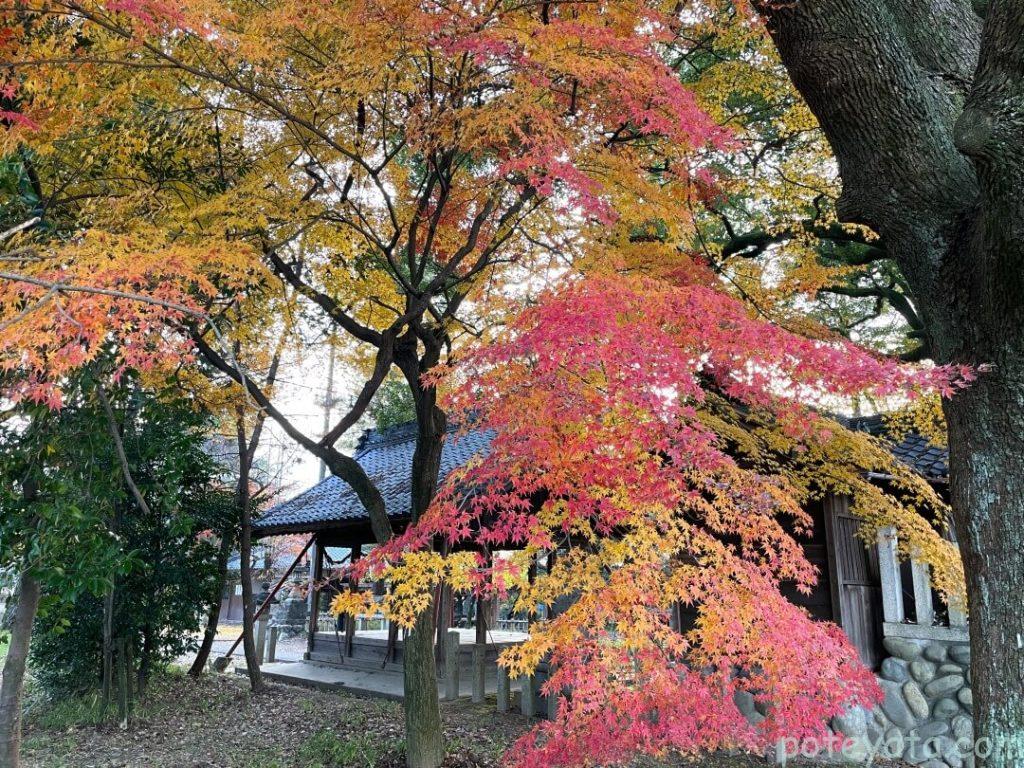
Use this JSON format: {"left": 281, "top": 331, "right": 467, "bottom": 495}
{"left": 546, "top": 680, "right": 558, "bottom": 720}
{"left": 496, "top": 667, "right": 510, "bottom": 713}
{"left": 444, "top": 630, "right": 461, "bottom": 701}
{"left": 520, "top": 675, "right": 536, "bottom": 717}
{"left": 255, "top": 616, "right": 268, "bottom": 664}
{"left": 266, "top": 626, "right": 279, "bottom": 663}
{"left": 471, "top": 644, "right": 486, "bottom": 704}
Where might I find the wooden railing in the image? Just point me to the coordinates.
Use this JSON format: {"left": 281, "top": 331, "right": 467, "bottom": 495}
{"left": 876, "top": 526, "right": 967, "bottom": 641}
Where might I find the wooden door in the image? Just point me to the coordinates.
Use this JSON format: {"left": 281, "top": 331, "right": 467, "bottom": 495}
{"left": 824, "top": 495, "right": 885, "bottom": 669}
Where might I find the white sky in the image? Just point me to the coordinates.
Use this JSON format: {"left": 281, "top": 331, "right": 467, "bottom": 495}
{"left": 252, "top": 340, "right": 371, "bottom": 505}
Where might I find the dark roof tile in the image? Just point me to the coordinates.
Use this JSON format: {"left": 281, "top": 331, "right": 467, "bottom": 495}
{"left": 256, "top": 415, "right": 948, "bottom": 534}
{"left": 254, "top": 424, "right": 493, "bottom": 534}
{"left": 846, "top": 415, "right": 948, "bottom": 480}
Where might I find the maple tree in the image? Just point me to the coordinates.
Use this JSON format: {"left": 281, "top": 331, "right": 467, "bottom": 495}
{"left": 330, "top": 267, "right": 970, "bottom": 767}
{"left": 1, "top": 1, "right": 731, "bottom": 764}
{"left": 0, "top": 1, "right": 1012, "bottom": 768}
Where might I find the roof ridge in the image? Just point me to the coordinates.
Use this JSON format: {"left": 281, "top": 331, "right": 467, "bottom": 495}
{"left": 355, "top": 420, "right": 463, "bottom": 455}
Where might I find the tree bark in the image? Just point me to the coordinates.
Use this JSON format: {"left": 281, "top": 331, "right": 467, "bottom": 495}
{"left": 236, "top": 408, "right": 263, "bottom": 693}
{"left": 0, "top": 571, "right": 40, "bottom": 768}
{"left": 945, "top": 359, "right": 1024, "bottom": 765}
{"left": 101, "top": 588, "right": 114, "bottom": 709}
{"left": 755, "top": 1, "right": 1024, "bottom": 764}
{"left": 189, "top": 525, "right": 235, "bottom": 677}
{"left": 395, "top": 336, "right": 447, "bottom": 768}
{"left": 403, "top": 609, "right": 443, "bottom": 768}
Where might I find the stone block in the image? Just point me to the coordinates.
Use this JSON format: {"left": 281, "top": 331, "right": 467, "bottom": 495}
{"left": 957, "top": 687, "right": 972, "bottom": 712}
{"left": 735, "top": 690, "right": 760, "bottom": 724}
{"left": 906, "top": 736, "right": 956, "bottom": 766}
{"left": 903, "top": 681, "right": 930, "bottom": 719}
{"left": 933, "top": 697, "right": 961, "bottom": 720}
{"left": 923, "top": 644, "right": 948, "bottom": 663}
{"left": 882, "top": 657, "right": 910, "bottom": 683}
{"left": 951, "top": 714, "right": 972, "bottom": 741}
{"left": 914, "top": 721, "right": 951, "bottom": 739}
{"left": 832, "top": 704, "right": 868, "bottom": 738}
{"left": 911, "top": 660, "right": 937, "bottom": 684}
{"left": 884, "top": 638, "right": 924, "bottom": 661}
{"left": 925, "top": 675, "right": 965, "bottom": 698}
{"left": 880, "top": 679, "right": 918, "bottom": 729}
{"left": 948, "top": 645, "right": 970, "bottom": 665}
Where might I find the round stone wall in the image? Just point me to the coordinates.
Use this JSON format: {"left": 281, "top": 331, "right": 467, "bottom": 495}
{"left": 832, "top": 637, "right": 973, "bottom": 768}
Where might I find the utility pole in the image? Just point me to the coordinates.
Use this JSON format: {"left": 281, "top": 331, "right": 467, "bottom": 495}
{"left": 318, "top": 335, "right": 337, "bottom": 482}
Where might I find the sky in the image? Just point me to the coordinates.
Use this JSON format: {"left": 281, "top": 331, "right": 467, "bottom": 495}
{"left": 252, "top": 340, "right": 372, "bottom": 506}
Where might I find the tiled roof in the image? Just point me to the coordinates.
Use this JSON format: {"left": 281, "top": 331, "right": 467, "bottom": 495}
{"left": 846, "top": 415, "right": 949, "bottom": 481}
{"left": 254, "top": 422, "right": 494, "bottom": 535}
{"left": 255, "top": 415, "right": 948, "bottom": 535}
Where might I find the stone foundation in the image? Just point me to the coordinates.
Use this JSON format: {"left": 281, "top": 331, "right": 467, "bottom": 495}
{"left": 828, "top": 636, "right": 973, "bottom": 768}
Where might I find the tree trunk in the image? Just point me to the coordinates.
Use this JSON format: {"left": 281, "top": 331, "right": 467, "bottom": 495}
{"left": 403, "top": 609, "right": 443, "bottom": 768}
{"left": 101, "top": 588, "right": 114, "bottom": 709}
{"left": 138, "top": 620, "right": 153, "bottom": 694}
{"left": 945, "top": 365, "right": 1024, "bottom": 766}
{"left": 189, "top": 526, "right": 234, "bottom": 677}
{"left": 238, "top": 501, "right": 262, "bottom": 691}
{"left": 755, "top": 2, "right": 1024, "bottom": 765}
{"left": 236, "top": 418, "right": 263, "bottom": 693}
{"left": 0, "top": 572, "right": 40, "bottom": 768}
{"left": 396, "top": 338, "right": 447, "bottom": 768}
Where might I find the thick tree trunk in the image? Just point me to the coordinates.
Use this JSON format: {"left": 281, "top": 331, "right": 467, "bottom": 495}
{"left": 0, "top": 572, "right": 40, "bottom": 768}
{"left": 403, "top": 609, "right": 443, "bottom": 768}
{"left": 753, "top": 2, "right": 1024, "bottom": 765}
{"left": 945, "top": 365, "right": 1024, "bottom": 767}
{"left": 189, "top": 527, "right": 234, "bottom": 677}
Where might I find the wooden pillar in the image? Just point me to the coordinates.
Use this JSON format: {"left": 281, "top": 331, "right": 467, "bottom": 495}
{"left": 305, "top": 537, "right": 323, "bottom": 659}
{"left": 345, "top": 544, "right": 361, "bottom": 657}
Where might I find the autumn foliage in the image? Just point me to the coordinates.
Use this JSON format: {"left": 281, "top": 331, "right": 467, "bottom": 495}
{"left": 333, "top": 268, "right": 970, "bottom": 767}
{"left": 1, "top": 1, "right": 974, "bottom": 767}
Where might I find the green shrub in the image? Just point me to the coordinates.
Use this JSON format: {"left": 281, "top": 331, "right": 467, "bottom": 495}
{"left": 28, "top": 388, "right": 235, "bottom": 696}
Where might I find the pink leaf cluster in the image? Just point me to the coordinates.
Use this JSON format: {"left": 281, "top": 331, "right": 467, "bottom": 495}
{"left": 356, "top": 271, "right": 972, "bottom": 766}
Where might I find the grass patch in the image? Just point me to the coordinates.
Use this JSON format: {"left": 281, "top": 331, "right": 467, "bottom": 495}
{"left": 0, "top": 635, "right": 8, "bottom": 664}
{"left": 25, "top": 691, "right": 111, "bottom": 730}
{"left": 295, "top": 729, "right": 397, "bottom": 768}
{"left": 22, "top": 670, "right": 191, "bottom": 731}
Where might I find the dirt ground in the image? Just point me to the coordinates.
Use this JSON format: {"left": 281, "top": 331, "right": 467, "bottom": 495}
{"left": 18, "top": 671, "right": 785, "bottom": 768}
